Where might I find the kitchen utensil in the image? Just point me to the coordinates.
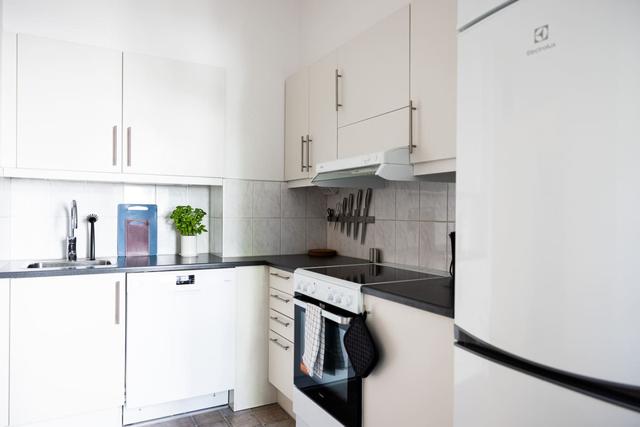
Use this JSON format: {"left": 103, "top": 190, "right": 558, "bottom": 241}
{"left": 117, "top": 204, "right": 158, "bottom": 256}
{"left": 361, "top": 188, "right": 373, "bottom": 244}
{"left": 308, "top": 249, "right": 338, "bottom": 257}
{"left": 335, "top": 202, "right": 341, "bottom": 230}
{"left": 341, "top": 198, "right": 348, "bottom": 232}
{"left": 346, "top": 193, "right": 354, "bottom": 237}
{"left": 353, "top": 189, "right": 363, "bottom": 240}
{"left": 87, "top": 214, "right": 98, "bottom": 261}
{"left": 368, "top": 248, "right": 381, "bottom": 263}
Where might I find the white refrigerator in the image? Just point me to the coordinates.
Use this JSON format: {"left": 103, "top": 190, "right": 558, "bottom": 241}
{"left": 455, "top": 0, "right": 640, "bottom": 425}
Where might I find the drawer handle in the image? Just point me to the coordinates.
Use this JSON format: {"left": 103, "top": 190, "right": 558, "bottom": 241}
{"left": 269, "top": 272, "right": 290, "bottom": 280}
{"left": 270, "top": 294, "right": 290, "bottom": 303}
{"left": 270, "top": 337, "right": 290, "bottom": 350}
{"left": 176, "top": 275, "right": 195, "bottom": 285}
{"left": 270, "top": 315, "right": 291, "bottom": 327}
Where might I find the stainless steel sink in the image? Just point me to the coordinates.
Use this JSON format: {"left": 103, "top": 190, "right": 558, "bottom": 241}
{"left": 27, "top": 260, "right": 112, "bottom": 269}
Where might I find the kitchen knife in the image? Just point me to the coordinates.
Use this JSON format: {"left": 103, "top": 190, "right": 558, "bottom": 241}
{"left": 361, "top": 188, "right": 372, "bottom": 244}
{"left": 353, "top": 189, "right": 363, "bottom": 240}
{"left": 334, "top": 202, "right": 341, "bottom": 230}
{"left": 341, "top": 197, "right": 348, "bottom": 233}
{"left": 346, "top": 193, "right": 354, "bottom": 237}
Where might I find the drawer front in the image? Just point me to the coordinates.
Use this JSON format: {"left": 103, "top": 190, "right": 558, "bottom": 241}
{"left": 269, "top": 288, "right": 294, "bottom": 318}
{"left": 268, "top": 331, "right": 294, "bottom": 400}
{"left": 268, "top": 268, "right": 293, "bottom": 295}
{"left": 269, "top": 309, "right": 294, "bottom": 342}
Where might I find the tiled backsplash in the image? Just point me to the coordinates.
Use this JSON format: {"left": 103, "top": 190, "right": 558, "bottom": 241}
{"left": 327, "top": 181, "right": 456, "bottom": 271}
{"left": 0, "top": 177, "right": 213, "bottom": 260}
{"left": 222, "top": 179, "right": 327, "bottom": 257}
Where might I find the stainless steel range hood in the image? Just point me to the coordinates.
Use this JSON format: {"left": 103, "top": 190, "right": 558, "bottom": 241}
{"left": 311, "top": 147, "right": 415, "bottom": 188}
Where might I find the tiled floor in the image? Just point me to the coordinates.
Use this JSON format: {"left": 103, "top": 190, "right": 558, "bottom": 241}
{"left": 142, "top": 404, "right": 295, "bottom": 427}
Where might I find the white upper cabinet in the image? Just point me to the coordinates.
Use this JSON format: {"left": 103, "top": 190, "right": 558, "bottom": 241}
{"left": 9, "top": 274, "right": 125, "bottom": 426}
{"left": 284, "top": 68, "right": 310, "bottom": 181}
{"left": 409, "top": 0, "right": 457, "bottom": 173}
{"left": 123, "top": 52, "right": 225, "bottom": 178}
{"left": 16, "top": 34, "right": 123, "bottom": 173}
{"left": 337, "top": 5, "right": 410, "bottom": 129}
{"left": 308, "top": 52, "right": 338, "bottom": 170}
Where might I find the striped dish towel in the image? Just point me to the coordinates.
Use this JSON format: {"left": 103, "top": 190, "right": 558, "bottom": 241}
{"left": 302, "top": 304, "right": 325, "bottom": 379}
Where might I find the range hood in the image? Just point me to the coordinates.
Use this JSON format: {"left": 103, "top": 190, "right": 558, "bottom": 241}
{"left": 311, "top": 147, "right": 415, "bottom": 188}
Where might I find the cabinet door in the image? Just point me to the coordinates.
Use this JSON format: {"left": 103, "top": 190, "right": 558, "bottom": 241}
{"left": 16, "top": 34, "right": 122, "bottom": 173}
{"left": 126, "top": 269, "right": 235, "bottom": 408}
{"left": 337, "top": 5, "right": 410, "bottom": 128}
{"left": 0, "top": 280, "right": 7, "bottom": 427}
{"left": 284, "top": 69, "right": 309, "bottom": 181}
{"left": 308, "top": 52, "right": 338, "bottom": 170}
{"left": 123, "top": 53, "right": 225, "bottom": 178}
{"left": 10, "top": 274, "right": 125, "bottom": 426}
{"left": 410, "top": 0, "right": 457, "bottom": 167}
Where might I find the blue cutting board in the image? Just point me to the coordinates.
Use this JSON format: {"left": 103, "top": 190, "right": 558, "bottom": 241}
{"left": 117, "top": 204, "right": 158, "bottom": 256}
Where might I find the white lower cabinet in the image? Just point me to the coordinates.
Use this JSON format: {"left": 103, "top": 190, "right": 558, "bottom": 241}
{"left": 125, "top": 269, "right": 235, "bottom": 419}
{"left": 9, "top": 274, "right": 126, "bottom": 427}
{"left": 363, "top": 295, "right": 454, "bottom": 427}
{"left": 267, "top": 268, "right": 295, "bottom": 401}
{"left": 0, "top": 280, "right": 8, "bottom": 427}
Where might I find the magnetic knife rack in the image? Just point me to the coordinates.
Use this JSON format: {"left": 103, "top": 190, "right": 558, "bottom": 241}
{"left": 326, "top": 214, "right": 375, "bottom": 225}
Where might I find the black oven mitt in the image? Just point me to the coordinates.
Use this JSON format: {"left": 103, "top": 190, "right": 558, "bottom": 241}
{"left": 343, "top": 313, "right": 378, "bottom": 378}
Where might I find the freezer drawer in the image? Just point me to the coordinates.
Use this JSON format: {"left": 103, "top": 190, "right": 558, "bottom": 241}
{"left": 126, "top": 269, "right": 236, "bottom": 408}
{"left": 454, "top": 347, "right": 640, "bottom": 427}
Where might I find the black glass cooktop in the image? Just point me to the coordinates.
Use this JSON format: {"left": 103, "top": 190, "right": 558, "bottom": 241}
{"left": 303, "top": 263, "right": 441, "bottom": 285}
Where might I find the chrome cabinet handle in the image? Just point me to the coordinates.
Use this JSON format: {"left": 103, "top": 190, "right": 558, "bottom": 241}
{"left": 115, "top": 281, "right": 121, "bottom": 325}
{"left": 269, "top": 272, "right": 290, "bottom": 280}
{"left": 300, "top": 135, "right": 305, "bottom": 172}
{"left": 112, "top": 125, "right": 118, "bottom": 166}
{"left": 270, "top": 293, "right": 291, "bottom": 303}
{"left": 270, "top": 315, "right": 291, "bottom": 327}
{"left": 126, "top": 127, "right": 132, "bottom": 166}
{"left": 335, "top": 69, "right": 343, "bottom": 111}
{"left": 306, "top": 134, "right": 312, "bottom": 170}
{"left": 270, "top": 337, "right": 290, "bottom": 350}
{"left": 409, "top": 100, "right": 417, "bottom": 154}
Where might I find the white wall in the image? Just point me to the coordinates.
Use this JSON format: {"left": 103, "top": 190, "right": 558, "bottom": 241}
{"left": 2, "top": 0, "right": 300, "bottom": 181}
{"left": 298, "top": 0, "right": 408, "bottom": 66}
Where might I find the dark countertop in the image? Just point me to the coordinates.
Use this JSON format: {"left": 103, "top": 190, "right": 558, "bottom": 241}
{"left": 0, "top": 253, "right": 454, "bottom": 316}
{"left": 0, "top": 253, "right": 368, "bottom": 279}
{"left": 362, "top": 276, "right": 454, "bottom": 318}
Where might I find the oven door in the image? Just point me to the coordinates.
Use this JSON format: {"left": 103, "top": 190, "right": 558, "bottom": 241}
{"left": 293, "top": 294, "right": 362, "bottom": 427}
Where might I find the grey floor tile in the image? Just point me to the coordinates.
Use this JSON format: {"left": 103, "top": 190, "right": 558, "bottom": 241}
{"left": 223, "top": 412, "right": 262, "bottom": 427}
{"left": 150, "top": 417, "right": 196, "bottom": 427}
{"left": 264, "top": 420, "right": 295, "bottom": 427}
{"left": 252, "top": 404, "right": 289, "bottom": 424}
{"left": 193, "top": 409, "right": 228, "bottom": 426}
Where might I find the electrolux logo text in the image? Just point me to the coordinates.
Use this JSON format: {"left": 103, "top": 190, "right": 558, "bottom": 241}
{"left": 527, "top": 24, "right": 556, "bottom": 56}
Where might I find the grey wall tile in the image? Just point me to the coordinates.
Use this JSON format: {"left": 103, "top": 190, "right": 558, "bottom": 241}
{"left": 281, "top": 184, "right": 306, "bottom": 218}
{"left": 156, "top": 185, "right": 189, "bottom": 219}
{"left": 419, "top": 182, "right": 448, "bottom": 221}
{"left": 209, "top": 186, "right": 223, "bottom": 218}
{"left": 396, "top": 221, "right": 420, "bottom": 266}
{"left": 448, "top": 183, "right": 456, "bottom": 222}
{"left": 306, "top": 187, "right": 327, "bottom": 218}
{"left": 223, "top": 179, "right": 253, "bottom": 218}
{"left": 123, "top": 183, "right": 156, "bottom": 204}
{"left": 210, "top": 218, "right": 223, "bottom": 255}
{"left": 253, "top": 181, "right": 281, "bottom": 218}
{"left": 306, "top": 218, "right": 327, "bottom": 250}
{"left": 419, "top": 221, "right": 448, "bottom": 271}
{"left": 223, "top": 218, "right": 252, "bottom": 256}
{"left": 252, "top": 218, "right": 281, "bottom": 255}
{"left": 188, "top": 186, "right": 210, "bottom": 211}
{"left": 395, "top": 182, "right": 420, "bottom": 220}
{"left": 281, "top": 218, "right": 306, "bottom": 254}
{"left": 374, "top": 220, "right": 396, "bottom": 263}
{"left": 373, "top": 183, "right": 395, "bottom": 220}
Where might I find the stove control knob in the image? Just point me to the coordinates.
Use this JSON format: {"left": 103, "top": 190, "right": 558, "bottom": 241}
{"left": 302, "top": 283, "right": 309, "bottom": 292}
{"left": 335, "top": 295, "right": 343, "bottom": 305}
{"left": 345, "top": 295, "right": 353, "bottom": 307}
{"left": 310, "top": 282, "right": 317, "bottom": 294}
{"left": 328, "top": 293, "right": 334, "bottom": 302}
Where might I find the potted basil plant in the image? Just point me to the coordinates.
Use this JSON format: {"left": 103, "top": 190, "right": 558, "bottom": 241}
{"left": 170, "top": 205, "right": 207, "bottom": 257}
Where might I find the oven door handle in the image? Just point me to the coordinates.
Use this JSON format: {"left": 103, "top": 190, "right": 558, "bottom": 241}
{"left": 294, "top": 298, "right": 353, "bottom": 326}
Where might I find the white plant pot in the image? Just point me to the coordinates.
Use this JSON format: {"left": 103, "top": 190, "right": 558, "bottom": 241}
{"left": 180, "top": 235, "right": 197, "bottom": 257}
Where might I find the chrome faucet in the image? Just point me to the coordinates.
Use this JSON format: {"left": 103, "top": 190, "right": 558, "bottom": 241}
{"left": 67, "top": 200, "right": 78, "bottom": 261}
